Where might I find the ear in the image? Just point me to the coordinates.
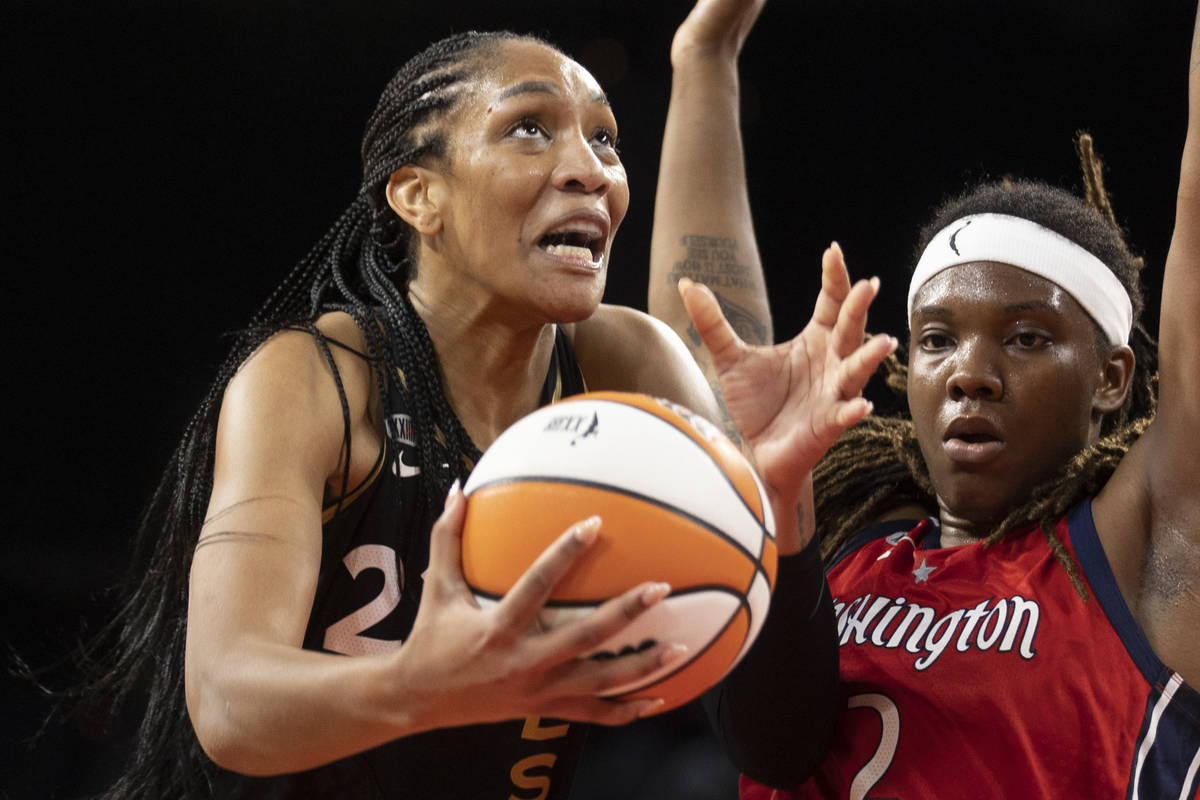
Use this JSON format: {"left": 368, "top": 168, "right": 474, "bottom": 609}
{"left": 1093, "top": 343, "right": 1135, "bottom": 417}
{"left": 386, "top": 165, "right": 444, "bottom": 236}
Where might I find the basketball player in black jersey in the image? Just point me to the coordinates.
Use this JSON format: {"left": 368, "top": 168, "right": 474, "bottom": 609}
{"left": 60, "top": 1, "right": 896, "bottom": 796}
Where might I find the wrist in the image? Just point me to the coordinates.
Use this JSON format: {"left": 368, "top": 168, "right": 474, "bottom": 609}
{"left": 365, "top": 647, "right": 434, "bottom": 739}
{"left": 669, "top": 46, "right": 741, "bottom": 84}
{"left": 767, "top": 473, "right": 815, "bottom": 557}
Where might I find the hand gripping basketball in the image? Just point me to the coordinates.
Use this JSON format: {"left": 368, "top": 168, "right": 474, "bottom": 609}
{"left": 397, "top": 480, "right": 687, "bottom": 731}
{"left": 460, "top": 392, "right": 777, "bottom": 716}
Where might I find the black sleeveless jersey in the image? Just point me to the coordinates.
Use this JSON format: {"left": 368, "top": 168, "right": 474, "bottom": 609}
{"left": 213, "top": 326, "right": 590, "bottom": 799}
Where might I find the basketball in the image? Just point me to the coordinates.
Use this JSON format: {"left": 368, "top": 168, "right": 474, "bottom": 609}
{"left": 461, "top": 391, "right": 777, "bottom": 714}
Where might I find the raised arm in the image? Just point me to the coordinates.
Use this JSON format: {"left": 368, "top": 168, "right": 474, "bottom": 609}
{"left": 1140, "top": 7, "right": 1200, "bottom": 677}
{"left": 646, "top": 0, "right": 894, "bottom": 559}
{"left": 1154, "top": 11, "right": 1200, "bottom": 505}
{"left": 1094, "top": 4, "right": 1200, "bottom": 689}
{"left": 648, "top": 0, "right": 773, "bottom": 395}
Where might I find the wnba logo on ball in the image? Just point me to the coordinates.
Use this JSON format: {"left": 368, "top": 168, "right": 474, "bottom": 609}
{"left": 542, "top": 411, "right": 600, "bottom": 446}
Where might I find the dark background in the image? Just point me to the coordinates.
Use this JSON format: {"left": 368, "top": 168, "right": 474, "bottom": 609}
{"left": 4, "top": 1, "right": 1194, "bottom": 797}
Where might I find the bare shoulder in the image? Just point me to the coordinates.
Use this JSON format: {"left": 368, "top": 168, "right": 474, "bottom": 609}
{"left": 571, "top": 304, "right": 721, "bottom": 423}
{"left": 572, "top": 304, "right": 675, "bottom": 350}
{"left": 234, "top": 311, "right": 371, "bottom": 414}
{"left": 218, "top": 312, "right": 381, "bottom": 492}
{"left": 571, "top": 304, "right": 692, "bottom": 388}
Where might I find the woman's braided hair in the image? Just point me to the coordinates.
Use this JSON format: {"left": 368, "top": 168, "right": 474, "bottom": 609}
{"left": 40, "top": 30, "right": 554, "bottom": 798}
{"left": 814, "top": 133, "right": 1158, "bottom": 600}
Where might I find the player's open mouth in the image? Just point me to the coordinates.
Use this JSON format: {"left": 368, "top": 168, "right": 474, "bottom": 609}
{"left": 538, "top": 231, "right": 604, "bottom": 267}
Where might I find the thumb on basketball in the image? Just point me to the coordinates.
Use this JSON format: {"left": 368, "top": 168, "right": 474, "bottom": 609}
{"left": 425, "top": 479, "right": 471, "bottom": 601}
{"left": 677, "top": 277, "right": 745, "bottom": 373}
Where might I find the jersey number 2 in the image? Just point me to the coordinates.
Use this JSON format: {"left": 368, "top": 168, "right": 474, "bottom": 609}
{"left": 847, "top": 693, "right": 900, "bottom": 800}
{"left": 323, "top": 544, "right": 405, "bottom": 656}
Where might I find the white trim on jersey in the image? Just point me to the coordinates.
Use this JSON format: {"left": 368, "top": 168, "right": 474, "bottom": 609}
{"left": 1182, "top": 745, "right": 1200, "bottom": 800}
{"left": 1131, "top": 672, "right": 1186, "bottom": 800}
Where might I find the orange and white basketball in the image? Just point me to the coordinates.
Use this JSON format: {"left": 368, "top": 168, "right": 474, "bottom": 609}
{"left": 461, "top": 391, "right": 777, "bottom": 714}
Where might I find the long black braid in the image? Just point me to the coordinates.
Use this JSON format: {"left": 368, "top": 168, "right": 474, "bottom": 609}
{"left": 34, "top": 29, "right": 553, "bottom": 799}
{"left": 815, "top": 134, "right": 1158, "bottom": 600}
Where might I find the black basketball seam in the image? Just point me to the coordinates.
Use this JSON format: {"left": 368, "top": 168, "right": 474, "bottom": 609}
{"left": 468, "top": 473, "right": 767, "bottom": 585}
{"left": 471, "top": 581, "right": 743, "bottom": 607}
{"left": 468, "top": 393, "right": 777, "bottom": 587}
{"left": 599, "top": 585, "right": 754, "bottom": 698}
{"left": 582, "top": 397, "right": 773, "bottom": 554}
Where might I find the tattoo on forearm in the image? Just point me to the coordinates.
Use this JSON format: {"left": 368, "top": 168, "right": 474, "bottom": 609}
{"left": 670, "top": 234, "right": 769, "bottom": 345}
{"left": 709, "top": 378, "right": 742, "bottom": 445}
{"left": 796, "top": 494, "right": 815, "bottom": 541}
{"left": 716, "top": 293, "right": 769, "bottom": 346}
{"left": 669, "top": 235, "right": 752, "bottom": 287}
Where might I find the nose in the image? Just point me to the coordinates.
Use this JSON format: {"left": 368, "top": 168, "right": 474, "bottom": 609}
{"left": 946, "top": 339, "right": 1004, "bottom": 401}
{"left": 552, "top": 132, "right": 611, "bottom": 195}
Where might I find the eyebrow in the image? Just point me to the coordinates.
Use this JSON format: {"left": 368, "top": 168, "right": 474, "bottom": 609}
{"left": 492, "top": 80, "right": 609, "bottom": 107}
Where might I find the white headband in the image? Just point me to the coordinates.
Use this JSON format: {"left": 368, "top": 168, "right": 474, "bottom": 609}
{"left": 907, "top": 213, "right": 1133, "bottom": 344}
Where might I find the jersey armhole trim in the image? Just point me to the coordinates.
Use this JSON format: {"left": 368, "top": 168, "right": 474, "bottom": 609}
{"left": 321, "top": 440, "right": 388, "bottom": 525}
{"left": 1070, "top": 499, "right": 1200, "bottom": 720}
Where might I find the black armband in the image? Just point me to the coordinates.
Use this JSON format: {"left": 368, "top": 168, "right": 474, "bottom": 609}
{"left": 700, "top": 535, "right": 839, "bottom": 789}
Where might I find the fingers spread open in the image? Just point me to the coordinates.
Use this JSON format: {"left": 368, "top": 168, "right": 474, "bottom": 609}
{"left": 492, "top": 516, "right": 602, "bottom": 631}
{"left": 832, "top": 396, "right": 875, "bottom": 430}
{"left": 505, "top": 580, "right": 688, "bottom": 721}
{"left": 838, "top": 333, "right": 898, "bottom": 399}
{"left": 555, "top": 639, "right": 687, "bottom": 697}
{"left": 811, "top": 243, "right": 854, "bottom": 330}
{"left": 832, "top": 276, "right": 880, "bottom": 360}
{"left": 678, "top": 277, "right": 745, "bottom": 372}
{"left": 535, "top": 581, "right": 672, "bottom": 665}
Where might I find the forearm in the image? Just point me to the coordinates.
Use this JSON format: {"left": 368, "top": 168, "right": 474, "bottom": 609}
{"left": 1159, "top": 9, "right": 1200, "bottom": 419}
{"left": 767, "top": 472, "right": 816, "bottom": 556}
{"left": 649, "top": 53, "right": 772, "bottom": 383}
{"left": 186, "top": 637, "right": 413, "bottom": 775}
{"left": 702, "top": 535, "right": 839, "bottom": 788}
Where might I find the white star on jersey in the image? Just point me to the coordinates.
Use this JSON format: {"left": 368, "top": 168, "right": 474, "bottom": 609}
{"left": 913, "top": 558, "right": 937, "bottom": 583}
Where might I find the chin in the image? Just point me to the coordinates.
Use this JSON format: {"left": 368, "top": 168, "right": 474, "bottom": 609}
{"left": 934, "top": 479, "right": 1016, "bottom": 530}
{"left": 547, "top": 283, "right": 605, "bottom": 323}
{"left": 554, "top": 300, "right": 601, "bottom": 324}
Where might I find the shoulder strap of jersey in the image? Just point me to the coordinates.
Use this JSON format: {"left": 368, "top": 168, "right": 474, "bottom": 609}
{"left": 544, "top": 325, "right": 588, "bottom": 403}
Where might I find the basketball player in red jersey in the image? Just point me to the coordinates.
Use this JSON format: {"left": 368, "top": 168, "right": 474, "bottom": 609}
{"left": 652, "top": 4, "right": 1200, "bottom": 798}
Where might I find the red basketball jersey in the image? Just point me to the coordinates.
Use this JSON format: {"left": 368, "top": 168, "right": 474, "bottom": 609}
{"left": 742, "top": 499, "right": 1200, "bottom": 799}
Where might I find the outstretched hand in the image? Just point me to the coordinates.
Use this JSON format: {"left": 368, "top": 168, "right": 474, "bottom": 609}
{"left": 397, "top": 482, "right": 687, "bottom": 731}
{"left": 679, "top": 243, "right": 896, "bottom": 508}
{"left": 671, "top": 0, "right": 767, "bottom": 65}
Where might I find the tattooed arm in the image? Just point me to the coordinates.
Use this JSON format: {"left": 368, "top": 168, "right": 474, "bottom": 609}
{"left": 648, "top": 0, "right": 773, "bottom": 423}
{"left": 649, "top": 0, "right": 891, "bottom": 558}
